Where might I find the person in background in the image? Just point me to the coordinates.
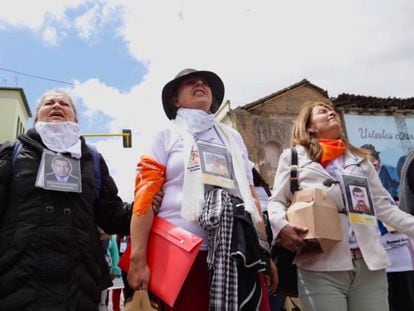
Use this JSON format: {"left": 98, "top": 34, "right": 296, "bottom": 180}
{"left": 127, "top": 68, "right": 277, "bottom": 310}
{"left": 98, "top": 228, "right": 111, "bottom": 311}
{"left": 253, "top": 167, "right": 272, "bottom": 209}
{"left": 268, "top": 100, "right": 414, "bottom": 311}
{"left": 253, "top": 168, "right": 286, "bottom": 311}
{"left": 112, "top": 235, "right": 131, "bottom": 311}
{"left": 387, "top": 147, "right": 414, "bottom": 311}
{"left": 97, "top": 229, "right": 120, "bottom": 311}
{"left": 106, "top": 235, "right": 122, "bottom": 310}
{"left": 360, "top": 144, "right": 381, "bottom": 172}
{"left": 0, "top": 90, "right": 133, "bottom": 310}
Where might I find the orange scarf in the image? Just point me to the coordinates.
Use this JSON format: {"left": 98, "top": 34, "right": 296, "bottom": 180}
{"left": 133, "top": 156, "right": 166, "bottom": 215}
{"left": 318, "top": 139, "right": 346, "bottom": 167}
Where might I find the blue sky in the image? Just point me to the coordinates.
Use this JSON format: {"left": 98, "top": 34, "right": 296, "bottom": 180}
{"left": 1, "top": 0, "right": 414, "bottom": 200}
{"left": 0, "top": 25, "right": 145, "bottom": 134}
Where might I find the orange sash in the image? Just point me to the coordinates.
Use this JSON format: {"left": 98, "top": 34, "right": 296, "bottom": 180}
{"left": 133, "top": 156, "right": 166, "bottom": 215}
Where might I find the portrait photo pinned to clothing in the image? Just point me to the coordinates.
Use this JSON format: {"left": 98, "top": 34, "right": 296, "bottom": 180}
{"left": 351, "top": 186, "right": 371, "bottom": 213}
{"left": 36, "top": 149, "right": 82, "bottom": 193}
{"left": 342, "top": 174, "right": 376, "bottom": 225}
{"left": 197, "top": 142, "right": 235, "bottom": 189}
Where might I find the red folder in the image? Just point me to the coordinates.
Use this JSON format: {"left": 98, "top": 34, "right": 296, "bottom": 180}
{"left": 118, "top": 216, "right": 203, "bottom": 307}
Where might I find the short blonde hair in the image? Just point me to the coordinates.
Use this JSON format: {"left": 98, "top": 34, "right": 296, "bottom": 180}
{"left": 34, "top": 90, "right": 78, "bottom": 123}
{"left": 291, "top": 100, "right": 369, "bottom": 161}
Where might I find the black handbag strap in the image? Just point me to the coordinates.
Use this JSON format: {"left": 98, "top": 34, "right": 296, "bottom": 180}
{"left": 290, "top": 147, "right": 299, "bottom": 193}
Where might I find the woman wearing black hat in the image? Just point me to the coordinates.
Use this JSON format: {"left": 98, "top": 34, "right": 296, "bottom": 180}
{"left": 127, "top": 69, "right": 277, "bottom": 310}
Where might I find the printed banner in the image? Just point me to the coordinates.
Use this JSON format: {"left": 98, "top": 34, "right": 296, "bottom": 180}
{"left": 344, "top": 114, "right": 414, "bottom": 198}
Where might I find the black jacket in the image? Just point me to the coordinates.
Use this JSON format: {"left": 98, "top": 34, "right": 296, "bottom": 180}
{"left": 0, "top": 129, "right": 131, "bottom": 311}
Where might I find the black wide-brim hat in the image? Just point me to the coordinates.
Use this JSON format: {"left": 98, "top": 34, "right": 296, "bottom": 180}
{"left": 162, "top": 68, "right": 225, "bottom": 120}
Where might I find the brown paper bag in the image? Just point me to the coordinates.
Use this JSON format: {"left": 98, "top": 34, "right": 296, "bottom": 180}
{"left": 287, "top": 188, "right": 342, "bottom": 252}
{"left": 125, "top": 290, "right": 158, "bottom": 311}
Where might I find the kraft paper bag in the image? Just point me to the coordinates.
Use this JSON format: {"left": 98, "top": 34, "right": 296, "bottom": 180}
{"left": 287, "top": 188, "right": 342, "bottom": 252}
{"left": 125, "top": 290, "right": 158, "bottom": 311}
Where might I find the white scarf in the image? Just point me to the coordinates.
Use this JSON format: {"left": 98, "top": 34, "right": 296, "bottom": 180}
{"left": 35, "top": 121, "right": 82, "bottom": 158}
{"left": 173, "top": 110, "right": 261, "bottom": 225}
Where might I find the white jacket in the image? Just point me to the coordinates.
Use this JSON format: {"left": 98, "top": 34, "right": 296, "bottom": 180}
{"left": 268, "top": 145, "right": 414, "bottom": 271}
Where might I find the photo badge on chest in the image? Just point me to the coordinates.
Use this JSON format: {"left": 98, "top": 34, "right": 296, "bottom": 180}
{"left": 197, "top": 141, "right": 235, "bottom": 189}
{"left": 35, "top": 149, "right": 82, "bottom": 193}
{"left": 341, "top": 174, "right": 376, "bottom": 225}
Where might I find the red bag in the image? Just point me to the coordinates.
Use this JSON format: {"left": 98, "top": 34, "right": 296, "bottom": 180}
{"left": 119, "top": 216, "right": 203, "bottom": 307}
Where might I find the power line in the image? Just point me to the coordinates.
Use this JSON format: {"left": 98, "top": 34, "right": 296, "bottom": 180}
{"left": 0, "top": 67, "right": 73, "bottom": 86}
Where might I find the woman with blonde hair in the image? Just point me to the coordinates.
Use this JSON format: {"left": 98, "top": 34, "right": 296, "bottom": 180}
{"left": 268, "top": 100, "right": 414, "bottom": 311}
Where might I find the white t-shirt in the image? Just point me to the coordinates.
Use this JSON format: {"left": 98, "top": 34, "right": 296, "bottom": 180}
{"left": 145, "top": 123, "right": 253, "bottom": 249}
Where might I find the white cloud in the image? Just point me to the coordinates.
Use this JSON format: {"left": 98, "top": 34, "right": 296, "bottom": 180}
{"left": 105, "top": 0, "right": 414, "bottom": 103}
{"left": 72, "top": 77, "right": 169, "bottom": 134}
{"left": 0, "top": 0, "right": 84, "bottom": 30}
{"left": 0, "top": 0, "right": 123, "bottom": 44}
{"left": 74, "top": 1, "right": 123, "bottom": 41}
{"left": 2, "top": 0, "right": 414, "bottom": 100}
{"left": 41, "top": 27, "right": 59, "bottom": 45}
{"left": 90, "top": 138, "right": 138, "bottom": 201}
{"left": 74, "top": 4, "right": 99, "bottom": 40}
{"left": 3, "top": 0, "right": 413, "bottom": 99}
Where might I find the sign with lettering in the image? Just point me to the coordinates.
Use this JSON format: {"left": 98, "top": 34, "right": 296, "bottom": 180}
{"left": 344, "top": 114, "right": 414, "bottom": 198}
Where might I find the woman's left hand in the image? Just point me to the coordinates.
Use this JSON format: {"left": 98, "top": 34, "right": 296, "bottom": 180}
{"left": 265, "top": 259, "right": 278, "bottom": 295}
{"left": 151, "top": 191, "right": 164, "bottom": 214}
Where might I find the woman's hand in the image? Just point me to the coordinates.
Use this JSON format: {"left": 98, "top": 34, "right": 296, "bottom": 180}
{"left": 127, "top": 258, "right": 150, "bottom": 291}
{"left": 265, "top": 259, "right": 278, "bottom": 295}
{"left": 151, "top": 191, "right": 164, "bottom": 214}
{"left": 278, "top": 224, "right": 308, "bottom": 252}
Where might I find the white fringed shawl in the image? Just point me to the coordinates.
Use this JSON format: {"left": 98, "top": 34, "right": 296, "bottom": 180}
{"left": 173, "top": 115, "right": 261, "bottom": 225}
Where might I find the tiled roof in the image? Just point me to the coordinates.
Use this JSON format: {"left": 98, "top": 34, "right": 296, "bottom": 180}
{"left": 240, "top": 79, "right": 329, "bottom": 110}
{"left": 333, "top": 93, "right": 414, "bottom": 111}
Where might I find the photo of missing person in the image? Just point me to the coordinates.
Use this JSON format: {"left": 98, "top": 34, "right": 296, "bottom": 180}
{"left": 350, "top": 186, "right": 372, "bottom": 213}
{"left": 197, "top": 142, "right": 233, "bottom": 179}
{"left": 196, "top": 142, "right": 235, "bottom": 189}
{"left": 45, "top": 156, "right": 78, "bottom": 183}
{"left": 204, "top": 152, "right": 229, "bottom": 177}
{"left": 43, "top": 153, "right": 82, "bottom": 193}
{"left": 342, "top": 175, "right": 375, "bottom": 216}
